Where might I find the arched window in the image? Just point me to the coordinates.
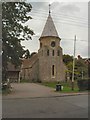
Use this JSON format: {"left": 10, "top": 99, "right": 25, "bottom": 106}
{"left": 52, "top": 50, "right": 54, "bottom": 56}
{"left": 57, "top": 50, "right": 60, "bottom": 56}
{"left": 52, "top": 65, "right": 55, "bottom": 76}
{"left": 42, "top": 50, "right": 43, "bottom": 56}
{"left": 40, "top": 43, "right": 42, "bottom": 48}
{"left": 47, "top": 49, "right": 49, "bottom": 56}
{"left": 24, "top": 69, "right": 25, "bottom": 79}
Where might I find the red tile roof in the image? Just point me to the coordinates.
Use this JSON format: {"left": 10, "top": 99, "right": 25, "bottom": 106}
{"left": 22, "top": 53, "right": 38, "bottom": 69}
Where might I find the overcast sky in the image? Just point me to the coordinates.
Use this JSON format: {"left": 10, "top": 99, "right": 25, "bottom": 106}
{"left": 21, "top": 1, "right": 88, "bottom": 58}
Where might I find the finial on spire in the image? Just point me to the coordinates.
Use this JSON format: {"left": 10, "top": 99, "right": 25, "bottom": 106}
{"left": 49, "top": 4, "right": 51, "bottom": 15}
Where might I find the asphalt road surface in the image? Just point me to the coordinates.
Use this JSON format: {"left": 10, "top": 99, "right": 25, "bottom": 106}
{"left": 2, "top": 85, "right": 88, "bottom": 118}
{"left": 3, "top": 96, "right": 88, "bottom": 118}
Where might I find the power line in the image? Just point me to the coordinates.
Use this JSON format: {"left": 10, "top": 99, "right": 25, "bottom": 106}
{"left": 32, "top": 8, "right": 88, "bottom": 21}
{"left": 30, "top": 11, "right": 88, "bottom": 25}
{"left": 32, "top": 8, "right": 87, "bottom": 20}
{"left": 51, "top": 19, "right": 88, "bottom": 28}
{"left": 29, "top": 11, "right": 88, "bottom": 28}
{"left": 32, "top": 35, "right": 88, "bottom": 42}
{"left": 61, "top": 38, "right": 88, "bottom": 42}
{"left": 31, "top": 17, "right": 88, "bottom": 28}
{"left": 30, "top": 10, "right": 88, "bottom": 24}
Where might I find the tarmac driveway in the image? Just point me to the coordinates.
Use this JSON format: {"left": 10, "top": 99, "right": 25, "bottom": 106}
{"left": 3, "top": 83, "right": 88, "bottom": 99}
{"left": 3, "top": 83, "right": 60, "bottom": 99}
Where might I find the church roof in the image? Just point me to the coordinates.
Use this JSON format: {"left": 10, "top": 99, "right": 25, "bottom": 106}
{"left": 22, "top": 54, "right": 38, "bottom": 69}
{"left": 40, "top": 14, "right": 59, "bottom": 39}
{"left": 7, "top": 62, "right": 20, "bottom": 72}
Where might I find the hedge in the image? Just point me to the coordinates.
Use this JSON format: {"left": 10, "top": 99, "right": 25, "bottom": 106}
{"left": 77, "top": 79, "right": 90, "bottom": 91}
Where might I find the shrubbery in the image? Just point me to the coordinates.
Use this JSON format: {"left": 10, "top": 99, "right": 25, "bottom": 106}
{"left": 77, "top": 79, "right": 90, "bottom": 91}
{"left": 2, "top": 82, "right": 11, "bottom": 90}
{"left": 2, "top": 82, "right": 12, "bottom": 94}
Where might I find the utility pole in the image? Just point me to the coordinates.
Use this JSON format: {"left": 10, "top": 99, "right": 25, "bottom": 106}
{"left": 72, "top": 35, "right": 76, "bottom": 91}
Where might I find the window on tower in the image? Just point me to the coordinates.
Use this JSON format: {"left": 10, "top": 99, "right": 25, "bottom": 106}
{"left": 40, "top": 43, "right": 42, "bottom": 48}
{"left": 51, "top": 41, "right": 55, "bottom": 47}
{"left": 42, "top": 50, "right": 43, "bottom": 56}
{"left": 52, "top": 65, "right": 55, "bottom": 76}
{"left": 47, "top": 49, "right": 49, "bottom": 56}
{"left": 52, "top": 50, "right": 54, "bottom": 56}
{"left": 57, "top": 50, "right": 60, "bottom": 56}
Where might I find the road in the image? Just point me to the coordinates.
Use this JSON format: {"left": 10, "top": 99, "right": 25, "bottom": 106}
{"left": 2, "top": 83, "right": 88, "bottom": 118}
{"left": 2, "top": 95, "right": 88, "bottom": 118}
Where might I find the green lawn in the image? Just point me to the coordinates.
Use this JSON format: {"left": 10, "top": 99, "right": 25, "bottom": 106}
{"left": 41, "top": 81, "right": 80, "bottom": 93}
{"left": 20, "top": 79, "right": 30, "bottom": 83}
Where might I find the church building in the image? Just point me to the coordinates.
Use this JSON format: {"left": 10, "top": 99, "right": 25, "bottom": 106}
{"left": 20, "top": 7, "right": 67, "bottom": 82}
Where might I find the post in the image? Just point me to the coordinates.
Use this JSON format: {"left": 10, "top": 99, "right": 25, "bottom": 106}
{"left": 82, "top": 70, "right": 84, "bottom": 79}
{"left": 72, "top": 35, "right": 76, "bottom": 91}
{"left": 18, "top": 72, "right": 21, "bottom": 83}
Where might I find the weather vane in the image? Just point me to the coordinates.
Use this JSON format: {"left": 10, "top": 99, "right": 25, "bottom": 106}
{"left": 49, "top": 4, "right": 51, "bottom": 15}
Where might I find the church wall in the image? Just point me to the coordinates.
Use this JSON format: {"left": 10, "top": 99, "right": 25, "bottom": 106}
{"left": 39, "top": 37, "right": 60, "bottom": 48}
{"left": 38, "top": 48, "right": 51, "bottom": 82}
{"left": 20, "top": 59, "right": 39, "bottom": 82}
{"left": 55, "top": 48, "right": 66, "bottom": 81}
{"left": 20, "top": 68, "right": 30, "bottom": 81}
{"left": 38, "top": 37, "right": 66, "bottom": 82}
{"left": 30, "top": 59, "right": 39, "bottom": 82}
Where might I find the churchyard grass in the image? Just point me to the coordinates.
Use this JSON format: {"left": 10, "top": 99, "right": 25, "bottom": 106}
{"left": 40, "top": 81, "right": 80, "bottom": 93}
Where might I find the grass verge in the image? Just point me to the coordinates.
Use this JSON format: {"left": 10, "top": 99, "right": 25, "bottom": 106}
{"left": 40, "top": 81, "right": 81, "bottom": 93}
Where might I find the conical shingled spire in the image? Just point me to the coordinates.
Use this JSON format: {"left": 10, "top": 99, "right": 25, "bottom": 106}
{"left": 40, "top": 14, "right": 59, "bottom": 39}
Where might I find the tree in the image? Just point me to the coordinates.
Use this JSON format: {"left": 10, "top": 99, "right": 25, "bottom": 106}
{"left": 63, "top": 54, "right": 88, "bottom": 80}
{"left": 24, "top": 49, "right": 31, "bottom": 59}
{"left": 2, "top": 2, "right": 34, "bottom": 81}
{"left": 31, "top": 52, "right": 37, "bottom": 57}
{"left": 63, "top": 54, "right": 73, "bottom": 65}
{"left": 75, "top": 58, "right": 88, "bottom": 79}
{"left": 88, "top": 59, "right": 90, "bottom": 78}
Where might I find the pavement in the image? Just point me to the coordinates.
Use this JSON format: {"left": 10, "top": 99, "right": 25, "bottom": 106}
{"left": 2, "top": 83, "right": 88, "bottom": 99}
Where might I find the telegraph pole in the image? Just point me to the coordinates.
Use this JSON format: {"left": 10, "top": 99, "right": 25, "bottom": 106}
{"left": 72, "top": 35, "right": 76, "bottom": 91}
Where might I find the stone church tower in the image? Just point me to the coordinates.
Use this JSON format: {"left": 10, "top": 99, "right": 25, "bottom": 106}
{"left": 38, "top": 11, "right": 66, "bottom": 82}
{"left": 20, "top": 7, "right": 66, "bottom": 82}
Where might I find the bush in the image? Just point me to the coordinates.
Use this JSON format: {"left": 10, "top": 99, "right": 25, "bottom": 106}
{"left": 32, "top": 79, "right": 42, "bottom": 83}
{"left": 77, "top": 79, "right": 90, "bottom": 91}
{"left": 2, "top": 82, "right": 13, "bottom": 95}
{"left": 20, "top": 79, "right": 30, "bottom": 83}
{"left": 2, "top": 82, "right": 10, "bottom": 90}
{"left": 37, "top": 79, "right": 42, "bottom": 83}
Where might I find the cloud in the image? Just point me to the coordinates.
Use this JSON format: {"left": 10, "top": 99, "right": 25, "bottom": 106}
{"left": 60, "top": 3, "right": 80, "bottom": 14}
{"left": 52, "top": 2, "right": 80, "bottom": 14}
{"left": 31, "top": 2, "right": 48, "bottom": 10}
